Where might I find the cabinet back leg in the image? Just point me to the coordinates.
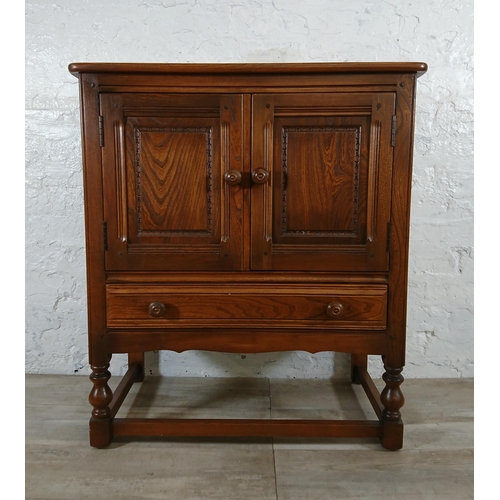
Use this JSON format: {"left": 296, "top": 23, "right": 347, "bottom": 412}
{"left": 351, "top": 353, "right": 368, "bottom": 384}
{"left": 128, "top": 352, "right": 145, "bottom": 382}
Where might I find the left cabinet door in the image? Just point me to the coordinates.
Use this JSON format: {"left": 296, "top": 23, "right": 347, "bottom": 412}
{"left": 100, "top": 93, "right": 245, "bottom": 271}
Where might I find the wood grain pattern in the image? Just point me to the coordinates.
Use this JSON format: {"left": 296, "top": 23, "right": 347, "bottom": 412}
{"left": 133, "top": 125, "right": 213, "bottom": 234}
{"left": 280, "top": 124, "right": 361, "bottom": 235}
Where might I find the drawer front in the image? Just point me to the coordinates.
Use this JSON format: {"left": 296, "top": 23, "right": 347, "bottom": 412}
{"left": 106, "top": 284, "right": 387, "bottom": 330}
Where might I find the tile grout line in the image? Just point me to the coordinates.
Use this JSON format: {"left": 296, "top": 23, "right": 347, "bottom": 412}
{"left": 272, "top": 444, "right": 279, "bottom": 500}
{"left": 269, "top": 377, "right": 279, "bottom": 500}
{"left": 268, "top": 377, "right": 272, "bottom": 420}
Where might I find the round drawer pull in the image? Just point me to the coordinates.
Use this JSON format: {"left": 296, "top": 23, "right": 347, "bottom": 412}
{"left": 252, "top": 168, "right": 270, "bottom": 184}
{"left": 327, "top": 302, "right": 344, "bottom": 318}
{"left": 224, "top": 170, "right": 242, "bottom": 186}
{"left": 148, "top": 301, "right": 166, "bottom": 318}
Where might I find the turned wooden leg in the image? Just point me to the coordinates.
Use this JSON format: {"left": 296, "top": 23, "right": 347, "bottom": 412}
{"left": 128, "top": 352, "right": 145, "bottom": 382}
{"left": 379, "top": 363, "right": 404, "bottom": 451}
{"left": 350, "top": 353, "right": 367, "bottom": 384}
{"left": 89, "top": 362, "right": 113, "bottom": 448}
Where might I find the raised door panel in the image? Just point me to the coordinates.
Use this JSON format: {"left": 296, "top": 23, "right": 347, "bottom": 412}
{"left": 100, "top": 93, "right": 245, "bottom": 271}
{"left": 251, "top": 93, "right": 395, "bottom": 271}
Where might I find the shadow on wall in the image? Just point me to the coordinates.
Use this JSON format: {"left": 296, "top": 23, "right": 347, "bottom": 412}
{"left": 142, "top": 350, "right": 352, "bottom": 379}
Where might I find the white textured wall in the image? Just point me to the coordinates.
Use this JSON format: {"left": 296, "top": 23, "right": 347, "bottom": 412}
{"left": 25, "top": 0, "right": 474, "bottom": 379}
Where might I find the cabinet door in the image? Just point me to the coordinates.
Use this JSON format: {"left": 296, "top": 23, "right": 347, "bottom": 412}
{"left": 251, "top": 93, "right": 395, "bottom": 271}
{"left": 100, "top": 93, "right": 245, "bottom": 271}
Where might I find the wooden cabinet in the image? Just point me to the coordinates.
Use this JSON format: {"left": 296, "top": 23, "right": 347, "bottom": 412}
{"left": 69, "top": 62, "right": 427, "bottom": 450}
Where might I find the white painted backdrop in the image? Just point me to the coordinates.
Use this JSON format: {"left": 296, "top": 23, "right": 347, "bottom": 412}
{"left": 25, "top": 0, "right": 473, "bottom": 379}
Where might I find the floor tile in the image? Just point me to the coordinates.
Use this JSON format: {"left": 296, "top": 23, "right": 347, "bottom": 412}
{"left": 26, "top": 439, "right": 277, "bottom": 500}
{"left": 398, "top": 378, "right": 474, "bottom": 424}
{"left": 404, "top": 421, "right": 474, "bottom": 450}
{"left": 25, "top": 374, "right": 91, "bottom": 406}
{"left": 25, "top": 404, "right": 89, "bottom": 444}
{"left": 273, "top": 448, "right": 473, "bottom": 500}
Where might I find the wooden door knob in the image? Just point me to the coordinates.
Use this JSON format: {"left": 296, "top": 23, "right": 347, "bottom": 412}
{"left": 327, "top": 302, "right": 344, "bottom": 318}
{"left": 252, "top": 169, "right": 270, "bottom": 184}
{"left": 224, "top": 170, "right": 242, "bottom": 185}
{"left": 148, "top": 302, "right": 166, "bottom": 317}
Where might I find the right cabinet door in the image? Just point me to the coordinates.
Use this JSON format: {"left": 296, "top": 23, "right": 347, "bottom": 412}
{"left": 251, "top": 92, "right": 395, "bottom": 271}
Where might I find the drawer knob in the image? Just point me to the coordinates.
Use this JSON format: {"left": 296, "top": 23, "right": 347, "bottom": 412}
{"left": 148, "top": 301, "right": 166, "bottom": 317}
{"left": 327, "top": 302, "right": 344, "bottom": 318}
{"left": 224, "top": 170, "right": 242, "bottom": 185}
{"left": 252, "top": 169, "right": 270, "bottom": 184}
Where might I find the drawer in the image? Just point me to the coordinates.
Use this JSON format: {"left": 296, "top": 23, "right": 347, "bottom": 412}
{"left": 106, "top": 284, "right": 387, "bottom": 330}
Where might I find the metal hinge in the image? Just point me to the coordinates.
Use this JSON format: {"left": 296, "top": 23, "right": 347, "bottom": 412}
{"left": 386, "top": 222, "right": 392, "bottom": 252}
{"left": 99, "top": 115, "right": 104, "bottom": 147}
{"left": 391, "top": 115, "right": 396, "bottom": 147}
{"left": 103, "top": 221, "right": 108, "bottom": 251}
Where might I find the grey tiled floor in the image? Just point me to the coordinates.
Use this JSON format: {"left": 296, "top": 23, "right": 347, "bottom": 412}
{"left": 25, "top": 375, "right": 473, "bottom": 499}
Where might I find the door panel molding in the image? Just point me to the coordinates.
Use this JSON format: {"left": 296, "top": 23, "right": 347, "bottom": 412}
{"left": 251, "top": 92, "right": 395, "bottom": 271}
{"left": 100, "top": 93, "right": 245, "bottom": 271}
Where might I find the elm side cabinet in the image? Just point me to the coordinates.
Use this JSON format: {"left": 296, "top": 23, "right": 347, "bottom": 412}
{"left": 69, "top": 62, "right": 427, "bottom": 450}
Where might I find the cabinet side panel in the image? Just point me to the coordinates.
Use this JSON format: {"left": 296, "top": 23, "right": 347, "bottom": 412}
{"left": 387, "top": 73, "right": 418, "bottom": 367}
{"left": 79, "top": 74, "right": 108, "bottom": 365}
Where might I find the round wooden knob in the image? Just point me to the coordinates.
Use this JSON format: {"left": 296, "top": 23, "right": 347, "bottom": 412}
{"left": 224, "top": 170, "right": 242, "bottom": 185}
{"left": 252, "top": 169, "right": 270, "bottom": 184}
{"left": 327, "top": 302, "right": 344, "bottom": 318}
{"left": 148, "top": 301, "right": 166, "bottom": 317}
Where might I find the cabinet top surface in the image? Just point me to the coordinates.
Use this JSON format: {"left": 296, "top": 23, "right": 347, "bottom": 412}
{"left": 68, "top": 61, "right": 427, "bottom": 78}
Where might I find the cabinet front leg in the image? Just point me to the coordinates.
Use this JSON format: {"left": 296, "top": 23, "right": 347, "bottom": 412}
{"left": 380, "top": 364, "right": 404, "bottom": 451}
{"left": 89, "top": 362, "right": 113, "bottom": 448}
